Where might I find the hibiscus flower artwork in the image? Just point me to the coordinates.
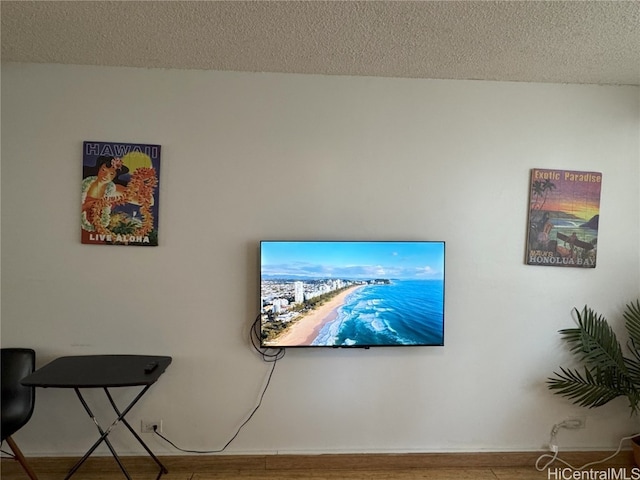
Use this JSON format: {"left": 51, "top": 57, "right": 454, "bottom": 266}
{"left": 81, "top": 141, "right": 161, "bottom": 246}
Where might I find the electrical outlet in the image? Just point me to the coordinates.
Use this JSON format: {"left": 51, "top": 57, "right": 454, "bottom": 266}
{"left": 563, "top": 416, "right": 586, "bottom": 429}
{"left": 141, "top": 420, "right": 163, "bottom": 433}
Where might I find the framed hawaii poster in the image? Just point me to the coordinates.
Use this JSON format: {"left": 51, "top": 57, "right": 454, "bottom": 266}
{"left": 81, "top": 141, "right": 161, "bottom": 246}
{"left": 526, "top": 168, "right": 602, "bottom": 267}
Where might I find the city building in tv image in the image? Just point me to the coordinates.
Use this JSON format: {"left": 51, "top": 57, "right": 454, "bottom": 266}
{"left": 260, "top": 241, "right": 445, "bottom": 348}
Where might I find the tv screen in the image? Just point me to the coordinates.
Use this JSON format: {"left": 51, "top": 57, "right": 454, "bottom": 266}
{"left": 260, "top": 241, "right": 445, "bottom": 348}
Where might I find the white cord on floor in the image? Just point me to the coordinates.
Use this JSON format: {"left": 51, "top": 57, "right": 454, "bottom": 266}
{"left": 536, "top": 430, "right": 640, "bottom": 472}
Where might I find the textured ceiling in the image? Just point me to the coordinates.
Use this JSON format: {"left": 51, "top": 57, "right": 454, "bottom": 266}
{"left": 2, "top": 1, "right": 639, "bottom": 86}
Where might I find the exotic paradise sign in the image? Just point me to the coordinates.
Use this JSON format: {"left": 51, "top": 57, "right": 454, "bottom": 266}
{"left": 81, "top": 141, "right": 161, "bottom": 246}
{"left": 526, "top": 168, "right": 602, "bottom": 268}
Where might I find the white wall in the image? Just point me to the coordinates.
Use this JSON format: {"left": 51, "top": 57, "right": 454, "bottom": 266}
{"left": 1, "top": 63, "right": 639, "bottom": 456}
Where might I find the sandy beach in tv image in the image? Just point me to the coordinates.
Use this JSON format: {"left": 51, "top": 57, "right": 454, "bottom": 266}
{"left": 270, "top": 284, "right": 365, "bottom": 346}
{"left": 260, "top": 241, "right": 445, "bottom": 347}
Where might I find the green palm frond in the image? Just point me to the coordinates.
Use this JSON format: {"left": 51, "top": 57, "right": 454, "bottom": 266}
{"left": 627, "top": 391, "right": 640, "bottom": 415}
{"left": 625, "top": 356, "right": 640, "bottom": 384}
{"left": 548, "top": 366, "right": 634, "bottom": 410}
{"left": 558, "top": 306, "right": 628, "bottom": 375}
{"left": 625, "top": 300, "right": 640, "bottom": 350}
{"left": 548, "top": 300, "right": 640, "bottom": 415}
{"left": 624, "top": 301, "right": 640, "bottom": 387}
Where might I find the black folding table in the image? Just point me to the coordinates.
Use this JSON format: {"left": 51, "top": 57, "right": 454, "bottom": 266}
{"left": 22, "top": 354, "right": 172, "bottom": 480}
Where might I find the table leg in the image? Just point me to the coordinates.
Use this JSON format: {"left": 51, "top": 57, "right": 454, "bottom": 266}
{"left": 65, "top": 385, "right": 164, "bottom": 480}
{"left": 105, "top": 387, "right": 169, "bottom": 475}
{"left": 65, "top": 389, "right": 133, "bottom": 479}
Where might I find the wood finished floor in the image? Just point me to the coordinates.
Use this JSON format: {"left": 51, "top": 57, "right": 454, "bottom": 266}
{"left": 0, "top": 467, "right": 554, "bottom": 480}
{"left": 1, "top": 452, "right": 635, "bottom": 480}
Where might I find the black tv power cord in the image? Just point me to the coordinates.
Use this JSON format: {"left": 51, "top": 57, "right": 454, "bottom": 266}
{"left": 153, "top": 314, "right": 284, "bottom": 454}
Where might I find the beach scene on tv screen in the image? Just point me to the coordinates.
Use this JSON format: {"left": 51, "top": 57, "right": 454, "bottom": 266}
{"left": 260, "top": 241, "right": 445, "bottom": 347}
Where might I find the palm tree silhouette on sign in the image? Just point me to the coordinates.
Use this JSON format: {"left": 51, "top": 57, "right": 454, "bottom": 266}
{"left": 531, "top": 179, "right": 556, "bottom": 211}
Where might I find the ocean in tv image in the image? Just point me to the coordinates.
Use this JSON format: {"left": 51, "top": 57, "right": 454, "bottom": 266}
{"left": 260, "top": 241, "right": 445, "bottom": 347}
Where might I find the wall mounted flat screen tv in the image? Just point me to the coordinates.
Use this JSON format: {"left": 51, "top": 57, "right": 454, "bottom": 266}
{"left": 260, "top": 241, "right": 445, "bottom": 348}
